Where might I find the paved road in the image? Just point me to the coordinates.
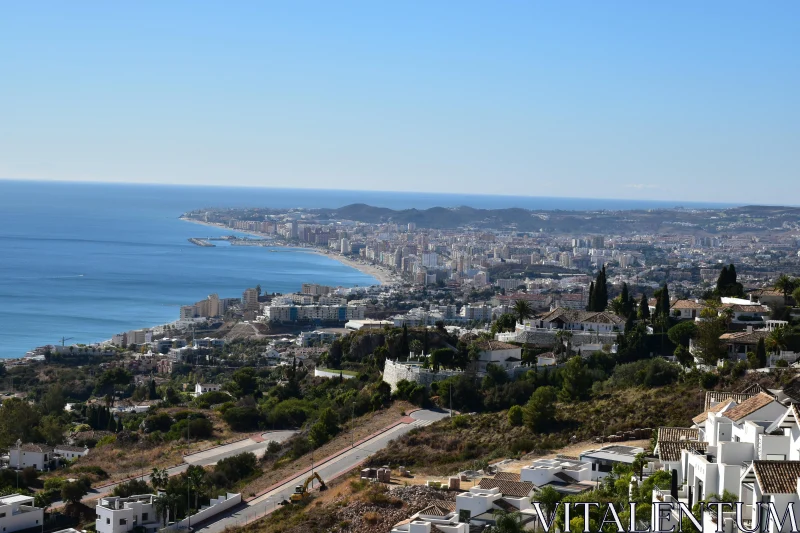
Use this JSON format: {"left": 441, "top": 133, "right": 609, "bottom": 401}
{"left": 57, "top": 431, "right": 299, "bottom": 508}
{"left": 186, "top": 430, "right": 297, "bottom": 466}
{"left": 194, "top": 409, "right": 450, "bottom": 533}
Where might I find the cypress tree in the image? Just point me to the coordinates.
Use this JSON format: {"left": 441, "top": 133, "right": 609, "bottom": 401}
{"left": 716, "top": 266, "right": 729, "bottom": 293}
{"left": 587, "top": 282, "right": 595, "bottom": 311}
{"left": 660, "top": 284, "right": 670, "bottom": 317}
{"left": 106, "top": 412, "right": 116, "bottom": 432}
{"left": 638, "top": 293, "right": 650, "bottom": 320}
{"left": 620, "top": 283, "right": 630, "bottom": 317}
{"left": 595, "top": 266, "right": 608, "bottom": 311}
{"left": 756, "top": 338, "right": 767, "bottom": 368}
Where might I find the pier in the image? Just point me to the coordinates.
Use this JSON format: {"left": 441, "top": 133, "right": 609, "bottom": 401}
{"left": 188, "top": 238, "right": 215, "bottom": 247}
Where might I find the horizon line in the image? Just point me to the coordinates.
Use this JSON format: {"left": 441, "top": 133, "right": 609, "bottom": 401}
{"left": 0, "top": 176, "right": 757, "bottom": 208}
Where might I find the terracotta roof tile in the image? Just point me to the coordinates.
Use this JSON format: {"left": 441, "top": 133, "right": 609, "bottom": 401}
{"left": 753, "top": 461, "right": 800, "bottom": 494}
{"left": 657, "top": 427, "right": 699, "bottom": 442}
{"left": 722, "top": 392, "right": 776, "bottom": 422}
{"left": 705, "top": 390, "right": 759, "bottom": 411}
{"left": 493, "top": 472, "right": 521, "bottom": 481}
{"left": 657, "top": 441, "right": 709, "bottom": 462}
{"left": 693, "top": 399, "right": 736, "bottom": 424}
{"left": 477, "top": 478, "right": 534, "bottom": 497}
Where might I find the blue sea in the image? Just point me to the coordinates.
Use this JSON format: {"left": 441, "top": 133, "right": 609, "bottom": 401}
{"left": 0, "top": 180, "right": 736, "bottom": 358}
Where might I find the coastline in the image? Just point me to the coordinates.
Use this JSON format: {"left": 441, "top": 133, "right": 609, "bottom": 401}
{"left": 178, "top": 217, "right": 399, "bottom": 286}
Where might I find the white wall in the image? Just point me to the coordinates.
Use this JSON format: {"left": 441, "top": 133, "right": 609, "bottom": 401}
{"left": 168, "top": 493, "right": 241, "bottom": 530}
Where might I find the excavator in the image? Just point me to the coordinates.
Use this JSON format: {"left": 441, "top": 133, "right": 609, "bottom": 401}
{"left": 289, "top": 472, "right": 327, "bottom": 503}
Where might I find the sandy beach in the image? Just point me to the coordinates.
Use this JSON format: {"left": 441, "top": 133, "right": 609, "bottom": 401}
{"left": 179, "top": 217, "right": 398, "bottom": 285}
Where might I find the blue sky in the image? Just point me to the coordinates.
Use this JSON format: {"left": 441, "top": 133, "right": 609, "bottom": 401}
{"left": 1, "top": 2, "right": 798, "bottom": 203}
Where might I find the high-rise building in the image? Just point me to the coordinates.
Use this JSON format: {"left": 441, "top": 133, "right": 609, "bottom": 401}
{"left": 242, "top": 288, "right": 259, "bottom": 313}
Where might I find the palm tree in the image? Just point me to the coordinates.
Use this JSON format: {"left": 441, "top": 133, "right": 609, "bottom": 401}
{"left": 774, "top": 275, "right": 798, "bottom": 305}
{"left": 512, "top": 299, "right": 533, "bottom": 325}
{"left": 533, "top": 485, "right": 562, "bottom": 519}
{"left": 186, "top": 466, "right": 206, "bottom": 512}
{"left": 154, "top": 494, "right": 170, "bottom": 526}
{"left": 767, "top": 326, "right": 788, "bottom": 354}
{"left": 489, "top": 510, "right": 525, "bottom": 532}
{"left": 150, "top": 467, "right": 168, "bottom": 491}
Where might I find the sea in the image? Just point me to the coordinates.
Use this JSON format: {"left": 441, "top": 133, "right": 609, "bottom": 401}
{"left": 0, "top": 180, "right": 735, "bottom": 359}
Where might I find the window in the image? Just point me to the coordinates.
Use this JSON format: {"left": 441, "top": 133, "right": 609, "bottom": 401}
{"left": 120, "top": 519, "right": 126, "bottom": 525}
{"left": 106, "top": 519, "right": 110, "bottom": 524}
{"left": 142, "top": 513, "right": 149, "bottom": 521}
{"left": 0, "top": 513, "right": 5, "bottom": 518}
{"left": 598, "top": 463, "right": 613, "bottom": 473}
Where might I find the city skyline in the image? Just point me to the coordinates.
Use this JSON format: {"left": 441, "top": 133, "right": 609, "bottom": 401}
{"left": 2, "top": 1, "right": 798, "bottom": 203}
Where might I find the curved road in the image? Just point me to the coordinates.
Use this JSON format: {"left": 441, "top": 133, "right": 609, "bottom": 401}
{"left": 56, "top": 430, "right": 298, "bottom": 508}
{"left": 194, "top": 409, "right": 449, "bottom": 533}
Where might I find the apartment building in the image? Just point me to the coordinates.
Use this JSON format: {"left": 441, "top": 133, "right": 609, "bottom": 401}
{"left": 95, "top": 495, "right": 161, "bottom": 533}
{"left": 0, "top": 494, "right": 44, "bottom": 533}
{"left": 653, "top": 388, "right": 800, "bottom": 533}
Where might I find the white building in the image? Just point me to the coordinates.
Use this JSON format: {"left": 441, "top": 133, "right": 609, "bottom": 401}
{"left": 471, "top": 340, "right": 523, "bottom": 374}
{"left": 0, "top": 495, "right": 44, "bottom": 533}
{"left": 519, "top": 457, "right": 594, "bottom": 494}
{"left": 9, "top": 443, "right": 53, "bottom": 471}
{"left": 54, "top": 444, "right": 89, "bottom": 460}
{"left": 578, "top": 444, "right": 645, "bottom": 480}
{"left": 96, "top": 495, "right": 161, "bottom": 533}
{"left": 194, "top": 383, "right": 221, "bottom": 396}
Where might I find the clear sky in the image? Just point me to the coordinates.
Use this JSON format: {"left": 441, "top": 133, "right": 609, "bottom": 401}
{"left": 1, "top": 2, "right": 798, "bottom": 203}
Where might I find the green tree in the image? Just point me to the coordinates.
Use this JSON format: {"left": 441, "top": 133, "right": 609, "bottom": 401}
{"left": 667, "top": 321, "right": 697, "bottom": 347}
{"left": 523, "top": 386, "right": 557, "bottom": 432}
{"left": 638, "top": 293, "right": 650, "bottom": 321}
{"left": 186, "top": 465, "right": 206, "bottom": 511}
{"left": 559, "top": 356, "right": 590, "bottom": 402}
{"left": 756, "top": 338, "right": 768, "bottom": 368}
{"left": 39, "top": 385, "right": 66, "bottom": 416}
{"left": 512, "top": 299, "right": 534, "bottom": 325}
{"left": 694, "top": 305, "right": 728, "bottom": 366}
{"left": 767, "top": 325, "right": 789, "bottom": 354}
{"left": 587, "top": 281, "right": 595, "bottom": 312}
{"left": 38, "top": 414, "right": 66, "bottom": 445}
{"left": 793, "top": 286, "right": 800, "bottom": 308}
{"left": 488, "top": 510, "right": 525, "bottom": 532}
{"left": 533, "top": 486, "right": 563, "bottom": 518}
{"left": 61, "top": 480, "right": 89, "bottom": 505}
{"left": 774, "top": 275, "right": 798, "bottom": 305}
{"left": 0, "top": 397, "right": 41, "bottom": 447}
{"left": 150, "top": 467, "right": 169, "bottom": 491}
{"left": 507, "top": 405, "right": 523, "bottom": 427}
{"left": 399, "top": 325, "right": 410, "bottom": 358}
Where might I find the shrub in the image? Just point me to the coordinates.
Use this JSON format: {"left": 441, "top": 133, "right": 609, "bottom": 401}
{"left": 112, "top": 479, "right": 151, "bottom": 497}
{"left": 194, "top": 391, "right": 231, "bottom": 409}
{"left": 450, "top": 415, "right": 470, "bottom": 429}
{"left": 96, "top": 434, "right": 117, "bottom": 448}
{"left": 507, "top": 405, "right": 523, "bottom": 427}
{"left": 777, "top": 359, "right": 789, "bottom": 368}
{"left": 143, "top": 412, "right": 173, "bottom": 433}
{"left": 222, "top": 407, "right": 261, "bottom": 431}
{"left": 214, "top": 452, "right": 257, "bottom": 484}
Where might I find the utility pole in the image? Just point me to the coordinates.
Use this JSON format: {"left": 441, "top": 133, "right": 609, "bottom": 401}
{"left": 187, "top": 417, "right": 191, "bottom": 529}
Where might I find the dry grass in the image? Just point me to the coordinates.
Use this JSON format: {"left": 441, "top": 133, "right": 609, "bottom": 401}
{"left": 369, "top": 383, "right": 704, "bottom": 476}
{"left": 238, "top": 402, "right": 413, "bottom": 498}
{"left": 61, "top": 409, "right": 256, "bottom": 484}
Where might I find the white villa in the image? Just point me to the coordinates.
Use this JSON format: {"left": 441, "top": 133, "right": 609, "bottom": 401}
{"left": 390, "top": 473, "right": 537, "bottom": 532}
{"left": 96, "top": 495, "right": 161, "bottom": 533}
{"left": 652, "top": 386, "right": 800, "bottom": 533}
{"left": 0, "top": 495, "right": 44, "bottom": 533}
{"left": 9, "top": 443, "right": 53, "bottom": 471}
{"left": 193, "top": 383, "right": 221, "bottom": 396}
